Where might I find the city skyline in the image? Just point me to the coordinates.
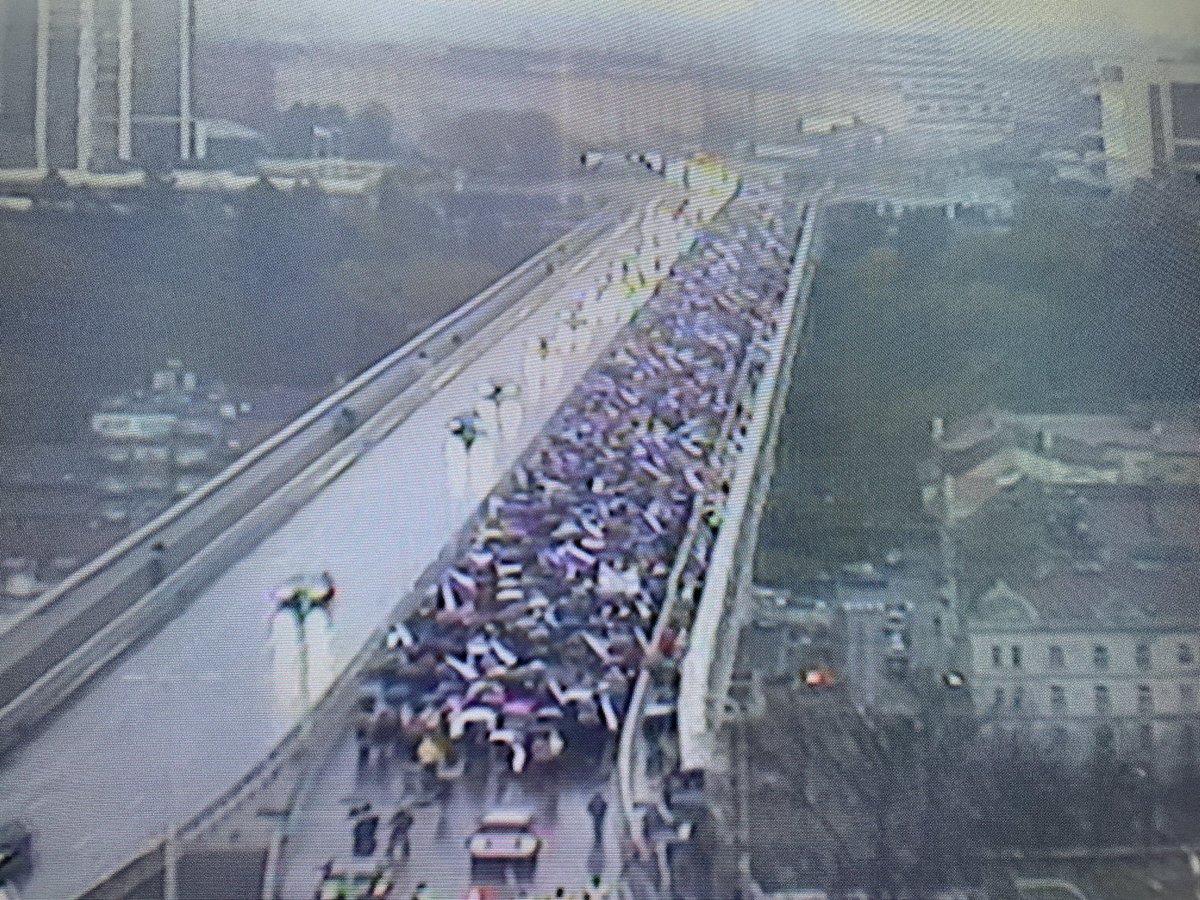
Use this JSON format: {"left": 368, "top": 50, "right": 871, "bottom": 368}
{"left": 1, "top": 0, "right": 1199, "bottom": 897}
{"left": 197, "top": 0, "right": 1199, "bottom": 55}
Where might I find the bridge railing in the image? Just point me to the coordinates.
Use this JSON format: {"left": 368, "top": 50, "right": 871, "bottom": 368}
{"left": 707, "top": 243, "right": 815, "bottom": 727}
{"left": 617, "top": 199, "right": 814, "bottom": 899}
{"left": 707, "top": 202, "right": 817, "bottom": 733}
{"left": 615, "top": 185, "right": 765, "bottom": 854}
{"left": 677, "top": 199, "right": 817, "bottom": 773}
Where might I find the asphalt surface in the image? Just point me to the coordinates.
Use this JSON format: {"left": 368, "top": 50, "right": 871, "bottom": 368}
{"left": 0, "top": 187, "right": 674, "bottom": 900}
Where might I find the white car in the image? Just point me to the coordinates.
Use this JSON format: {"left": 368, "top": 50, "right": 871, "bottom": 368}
{"left": 468, "top": 810, "right": 541, "bottom": 883}
{"left": 468, "top": 811, "right": 541, "bottom": 864}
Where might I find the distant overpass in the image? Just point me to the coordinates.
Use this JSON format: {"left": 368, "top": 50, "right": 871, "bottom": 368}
{"left": 828, "top": 175, "right": 1015, "bottom": 220}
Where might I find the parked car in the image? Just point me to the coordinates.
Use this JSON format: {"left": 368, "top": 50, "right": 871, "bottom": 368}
{"left": 0, "top": 821, "right": 32, "bottom": 886}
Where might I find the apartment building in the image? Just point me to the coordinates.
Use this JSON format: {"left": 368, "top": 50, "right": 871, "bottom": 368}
{"left": 0, "top": 0, "right": 194, "bottom": 171}
{"left": 927, "top": 409, "right": 1200, "bottom": 777}
{"left": 1092, "top": 52, "right": 1200, "bottom": 185}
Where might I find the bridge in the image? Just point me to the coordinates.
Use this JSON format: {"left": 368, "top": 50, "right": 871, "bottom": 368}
{"left": 0, "top": 159, "right": 818, "bottom": 900}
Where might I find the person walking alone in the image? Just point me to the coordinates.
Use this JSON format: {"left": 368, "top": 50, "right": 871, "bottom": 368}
{"left": 587, "top": 791, "right": 608, "bottom": 846}
{"left": 387, "top": 806, "right": 414, "bottom": 861}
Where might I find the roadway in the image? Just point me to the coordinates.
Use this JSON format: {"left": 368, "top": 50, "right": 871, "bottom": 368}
{"left": 0, "top": 181, "right": 683, "bottom": 900}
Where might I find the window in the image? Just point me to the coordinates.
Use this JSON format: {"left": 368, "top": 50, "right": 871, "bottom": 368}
{"left": 1138, "top": 684, "right": 1154, "bottom": 715}
{"left": 1049, "top": 645, "right": 1065, "bottom": 669}
{"left": 992, "top": 645, "right": 1002, "bottom": 667}
{"left": 1095, "top": 684, "right": 1111, "bottom": 714}
{"left": 1180, "top": 643, "right": 1195, "bottom": 666}
{"left": 1012, "top": 686, "right": 1025, "bottom": 710}
{"left": 1139, "top": 723, "right": 1154, "bottom": 752}
{"left": 1172, "top": 82, "right": 1200, "bottom": 141}
{"left": 1011, "top": 645, "right": 1023, "bottom": 668}
{"left": 1094, "top": 645, "right": 1109, "bottom": 670}
{"left": 1150, "top": 83, "right": 1168, "bottom": 166}
{"left": 1050, "top": 685, "right": 1067, "bottom": 712}
{"left": 1136, "top": 642, "right": 1152, "bottom": 671}
{"left": 993, "top": 687, "right": 1005, "bottom": 709}
{"left": 1181, "top": 684, "right": 1196, "bottom": 712}
{"left": 1095, "top": 725, "right": 1115, "bottom": 753}
{"left": 1184, "top": 725, "right": 1197, "bottom": 758}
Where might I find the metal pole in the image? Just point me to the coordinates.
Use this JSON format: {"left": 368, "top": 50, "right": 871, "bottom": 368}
{"left": 116, "top": 0, "right": 132, "bottom": 162}
{"left": 177, "top": 0, "right": 192, "bottom": 159}
{"left": 34, "top": 0, "right": 49, "bottom": 171}
{"left": 164, "top": 676, "right": 179, "bottom": 900}
{"left": 163, "top": 821, "right": 179, "bottom": 900}
{"left": 76, "top": 0, "right": 97, "bottom": 171}
{"left": 297, "top": 611, "right": 311, "bottom": 711}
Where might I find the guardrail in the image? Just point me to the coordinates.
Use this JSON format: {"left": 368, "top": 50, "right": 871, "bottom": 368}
{"left": 705, "top": 202, "right": 817, "bottom": 734}
{"left": 614, "top": 184, "right": 753, "bottom": 848}
{"left": 616, "top": 197, "right": 812, "bottom": 899}
{"left": 617, "top": 494, "right": 701, "bottom": 822}
{"left": 615, "top": 251, "right": 768, "bottom": 845}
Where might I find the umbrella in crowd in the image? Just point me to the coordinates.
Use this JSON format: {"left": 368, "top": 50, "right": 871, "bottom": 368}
{"left": 358, "top": 191, "right": 800, "bottom": 774}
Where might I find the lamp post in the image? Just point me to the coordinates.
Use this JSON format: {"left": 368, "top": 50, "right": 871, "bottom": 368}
{"left": 272, "top": 573, "right": 335, "bottom": 710}
{"left": 448, "top": 412, "right": 492, "bottom": 505}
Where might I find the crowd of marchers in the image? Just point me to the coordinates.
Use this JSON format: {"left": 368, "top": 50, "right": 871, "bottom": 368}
{"left": 352, "top": 192, "right": 799, "bottom": 787}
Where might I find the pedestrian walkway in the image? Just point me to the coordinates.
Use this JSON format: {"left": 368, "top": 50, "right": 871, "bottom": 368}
{"left": 278, "top": 733, "right": 623, "bottom": 899}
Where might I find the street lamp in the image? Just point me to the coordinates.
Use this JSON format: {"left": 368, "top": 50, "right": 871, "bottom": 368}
{"left": 271, "top": 572, "right": 335, "bottom": 709}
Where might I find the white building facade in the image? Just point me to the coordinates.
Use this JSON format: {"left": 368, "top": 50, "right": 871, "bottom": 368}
{"left": 0, "top": 0, "right": 193, "bottom": 172}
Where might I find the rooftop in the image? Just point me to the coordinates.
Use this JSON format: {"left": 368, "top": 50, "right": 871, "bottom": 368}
{"left": 963, "top": 483, "right": 1200, "bottom": 631}
{"left": 939, "top": 407, "right": 1200, "bottom": 459}
{"left": 932, "top": 407, "right": 1200, "bottom": 524}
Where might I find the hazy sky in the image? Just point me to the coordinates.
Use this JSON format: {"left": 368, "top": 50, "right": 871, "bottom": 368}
{"left": 201, "top": 0, "right": 1199, "bottom": 53}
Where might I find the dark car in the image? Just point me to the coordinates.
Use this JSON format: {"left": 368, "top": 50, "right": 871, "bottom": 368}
{"left": 332, "top": 404, "right": 359, "bottom": 434}
{"left": 0, "top": 821, "right": 32, "bottom": 886}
